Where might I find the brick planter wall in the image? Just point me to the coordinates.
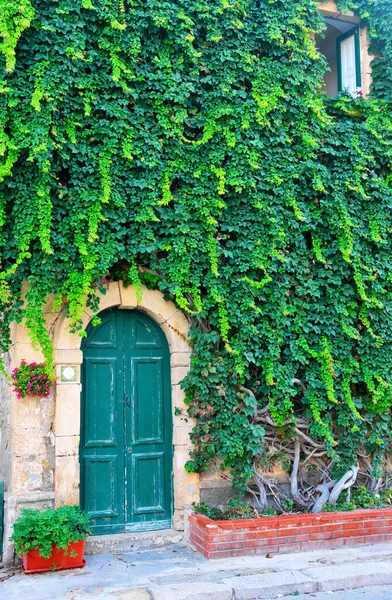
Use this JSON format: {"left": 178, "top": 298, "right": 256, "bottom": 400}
{"left": 189, "top": 508, "right": 392, "bottom": 559}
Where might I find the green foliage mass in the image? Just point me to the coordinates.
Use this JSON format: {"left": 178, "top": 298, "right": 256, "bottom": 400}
{"left": 1, "top": 0, "right": 392, "bottom": 488}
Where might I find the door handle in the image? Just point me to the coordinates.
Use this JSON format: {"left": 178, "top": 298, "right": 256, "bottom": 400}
{"left": 124, "top": 394, "right": 130, "bottom": 407}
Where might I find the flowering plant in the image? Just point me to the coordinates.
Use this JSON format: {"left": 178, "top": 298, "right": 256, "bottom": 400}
{"left": 11, "top": 361, "right": 51, "bottom": 399}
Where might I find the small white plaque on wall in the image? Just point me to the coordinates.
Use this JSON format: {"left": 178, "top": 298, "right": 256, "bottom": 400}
{"left": 59, "top": 365, "right": 78, "bottom": 383}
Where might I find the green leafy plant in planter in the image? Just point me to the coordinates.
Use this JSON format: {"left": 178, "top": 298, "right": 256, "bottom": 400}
{"left": 322, "top": 486, "right": 392, "bottom": 513}
{"left": 11, "top": 505, "right": 91, "bottom": 559}
{"left": 193, "top": 498, "right": 258, "bottom": 520}
{"left": 11, "top": 361, "right": 51, "bottom": 399}
{"left": 195, "top": 486, "right": 392, "bottom": 520}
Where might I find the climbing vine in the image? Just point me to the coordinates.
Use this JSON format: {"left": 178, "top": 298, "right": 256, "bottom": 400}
{"left": 1, "top": 0, "right": 392, "bottom": 504}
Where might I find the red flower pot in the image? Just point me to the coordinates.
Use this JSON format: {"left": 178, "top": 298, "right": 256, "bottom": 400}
{"left": 22, "top": 540, "right": 86, "bottom": 574}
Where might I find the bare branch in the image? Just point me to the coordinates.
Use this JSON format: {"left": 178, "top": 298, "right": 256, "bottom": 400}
{"left": 291, "top": 440, "right": 311, "bottom": 509}
{"left": 329, "top": 467, "right": 359, "bottom": 506}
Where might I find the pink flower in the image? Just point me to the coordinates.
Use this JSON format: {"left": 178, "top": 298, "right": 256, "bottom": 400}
{"left": 37, "top": 386, "right": 41, "bottom": 390}
{"left": 12, "top": 368, "right": 18, "bottom": 374}
{"left": 17, "top": 394, "right": 22, "bottom": 399}
{"left": 32, "top": 377, "right": 36, "bottom": 380}
{"left": 30, "top": 362, "right": 37, "bottom": 367}
{"left": 13, "top": 376, "right": 17, "bottom": 380}
{"left": 38, "top": 375, "right": 42, "bottom": 379}
{"left": 27, "top": 382, "right": 32, "bottom": 387}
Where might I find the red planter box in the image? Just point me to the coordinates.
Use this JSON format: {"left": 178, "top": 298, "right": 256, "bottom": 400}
{"left": 189, "top": 508, "right": 392, "bottom": 559}
{"left": 22, "top": 540, "right": 86, "bottom": 573}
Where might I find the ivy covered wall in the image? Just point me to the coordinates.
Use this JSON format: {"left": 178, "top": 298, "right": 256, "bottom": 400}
{"left": 1, "top": 0, "right": 392, "bottom": 495}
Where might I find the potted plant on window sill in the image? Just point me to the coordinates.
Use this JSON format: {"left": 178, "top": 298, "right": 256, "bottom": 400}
{"left": 11, "top": 505, "right": 91, "bottom": 573}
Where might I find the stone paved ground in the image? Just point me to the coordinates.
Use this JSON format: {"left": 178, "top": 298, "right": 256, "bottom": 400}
{"left": 276, "top": 587, "right": 392, "bottom": 599}
{"left": 1, "top": 542, "right": 392, "bottom": 600}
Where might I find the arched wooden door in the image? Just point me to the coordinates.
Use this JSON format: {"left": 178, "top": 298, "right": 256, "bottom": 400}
{"left": 80, "top": 308, "right": 173, "bottom": 534}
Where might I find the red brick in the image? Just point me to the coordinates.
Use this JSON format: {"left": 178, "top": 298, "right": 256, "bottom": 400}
{"left": 342, "top": 528, "right": 363, "bottom": 537}
{"left": 278, "top": 514, "right": 315, "bottom": 525}
{"left": 251, "top": 540, "right": 269, "bottom": 548}
{"left": 189, "top": 535, "right": 203, "bottom": 547}
{"left": 343, "top": 521, "right": 363, "bottom": 530}
{"left": 268, "top": 537, "right": 280, "bottom": 545}
{"left": 343, "top": 536, "right": 365, "bottom": 545}
{"left": 275, "top": 536, "right": 288, "bottom": 545}
{"left": 289, "top": 534, "right": 310, "bottom": 543}
{"left": 310, "top": 532, "right": 332, "bottom": 541}
{"left": 204, "top": 533, "right": 234, "bottom": 543}
{"left": 358, "top": 527, "right": 375, "bottom": 536}
{"left": 300, "top": 525, "right": 322, "bottom": 534}
{"left": 320, "top": 523, "right": 343, "bottom": 533}
{"left": 206, "top": 550, "right": 232, "bottom": 559}
{"left": 255, "top": 545, "right": 279, "bottom": 555}
{"left": 254, "top": 529, "right": 277, "bottom": 539}
{"left": 230, "top": 519, "right": 258, "bottom": 529}
{"left": 205, "top": 524, "right": 220, "bottom": 533}
{"left": 190, "top": 540, "right": 205, "bottom": 554}
{"left": 233, "top": 548, "right": 257, "bottom": 557}
{"left": 357, "top": 509, "right": 391, "bottom": 519}
{"left": 319, "top": 514, "right": 347, "bottom": 524}
{"left": 192, "top": 524, "right": 209, "bottom": 539}
{"left": 279, "top": 543, "right": 301, "bottom": 552}
{"left": 372, "top": 524, "right": 388, "bottom": 532}
{"left": 189, "top": 514, "right": 198, "bottom": 525}
{"left": 217, "top": 522, "right": 234, "bottom": 530}
{"left": 231, "top": 531, "right": 256, "bottom": 542}
{"left": 254, "top": 516, "right": 280, "bottom": 527}
{"left": 363, "top": 519, "right": 385, "bottom": 529}
{"left": 205, "top": 541, "right": 243, "bottom": 551}
{"left": 195, "top": 514, "right": 214, "bottom": 527}
{"left": 278, "top": 528, "right": 300, "bottom": 537}
{"left": 304, "top": 538, "right": 344, "bottom": 550}
{"left": 365, "top": 534, "right": 386, "bottom": 543}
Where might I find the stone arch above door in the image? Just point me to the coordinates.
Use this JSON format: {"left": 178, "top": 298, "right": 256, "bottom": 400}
{"left": 52, "top": 281, "right": 199, "bottom": 532}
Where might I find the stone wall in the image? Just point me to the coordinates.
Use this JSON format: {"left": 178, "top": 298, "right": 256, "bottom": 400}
{"left": 0, "top": 352, "right": 11, "bottom": 490}
{"left": 2, "top": 282, "right": 200, "bottom": 564}
{"left": 0, "top": 351, "right": 12, "bottom": 559}
{"left": 1, "top": 323, "right": 56, "bottom": 564}
{"left": 199, "top": 459, "right": 291, "bottom": 510}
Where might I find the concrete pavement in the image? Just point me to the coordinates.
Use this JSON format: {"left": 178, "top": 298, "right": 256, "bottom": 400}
{"left": 1, "top": 541, "right": 392, "bottom": 600}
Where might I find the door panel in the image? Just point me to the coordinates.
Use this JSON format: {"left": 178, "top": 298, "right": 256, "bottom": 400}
{"left": 85, "top": 314, "right": 117, "bottom": 348}
{"left": 83, "top": 455, "right": 120, "bottom": 517}
{"left": 84, "top": 359, "right": 117, "bottom": 447}
{"left": 131, "top": 357, "right": 163, "bottom": 444}
{"left": 133, "top": 318, "right": 161, "bottom": 347}
{"left": 132, "top": 453, "right": 165, "bottom": 514}
{"left": 80, "top": 308, "right": 173, "bottom": 535}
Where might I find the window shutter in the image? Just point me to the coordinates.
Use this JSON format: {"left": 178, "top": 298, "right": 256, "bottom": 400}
{"left": 337, "top": 27, "right": 361, "bottom": 94}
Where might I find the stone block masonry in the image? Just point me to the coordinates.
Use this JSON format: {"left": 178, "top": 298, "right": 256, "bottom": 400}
{"left": 189, "top": 508, "right": 392, "bottom": 559}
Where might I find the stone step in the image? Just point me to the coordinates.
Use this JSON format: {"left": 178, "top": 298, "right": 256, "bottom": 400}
{"left": 85, "top": 529, "right": 184, "bottom": 555}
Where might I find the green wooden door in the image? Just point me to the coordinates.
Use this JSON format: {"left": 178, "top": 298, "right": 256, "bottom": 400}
{"left": 80, "top": 308, "right": 173, "bottom": 535}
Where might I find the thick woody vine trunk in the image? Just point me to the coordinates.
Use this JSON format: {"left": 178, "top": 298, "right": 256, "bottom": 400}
{"left": 291, "top": 440, "right": 311, "bottom": 510}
